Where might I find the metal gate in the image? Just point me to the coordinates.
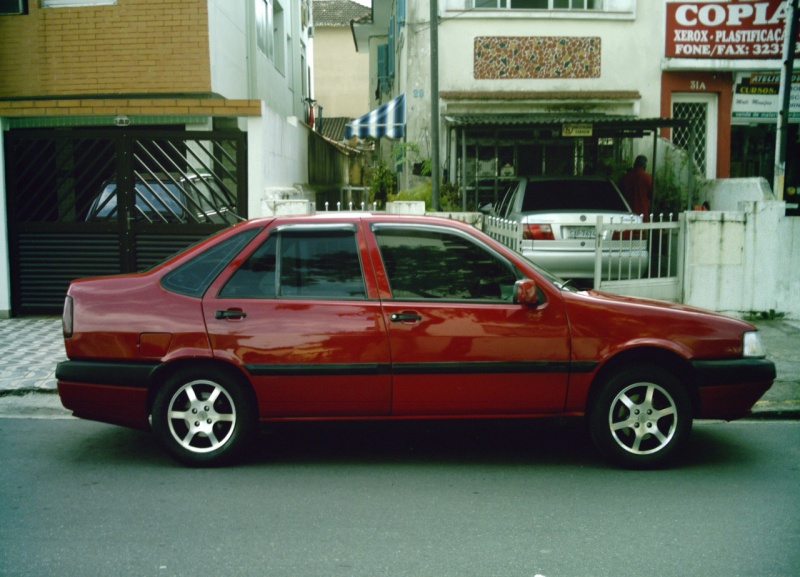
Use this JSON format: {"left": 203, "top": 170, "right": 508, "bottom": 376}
{"left": 5, "top": 128, "right": 247, "bottom": 315}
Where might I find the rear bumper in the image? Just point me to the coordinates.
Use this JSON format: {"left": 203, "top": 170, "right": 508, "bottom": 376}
{"left": 56, "top": 360, "right": 159, "bottom": 430}
{"left": 692, "top": 358, "right": 776, "bottom": 420}
{"left": 522, "top": 245, "right": 649, "bottom": 279}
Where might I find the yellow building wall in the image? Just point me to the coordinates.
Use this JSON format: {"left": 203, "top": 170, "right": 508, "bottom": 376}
{"left": 0, "top": 0, "right": 212, "bottom": 98}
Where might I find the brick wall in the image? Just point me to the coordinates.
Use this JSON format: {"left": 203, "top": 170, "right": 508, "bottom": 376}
{"left": 0, "top": 0, "right": 213, "bottom": 98}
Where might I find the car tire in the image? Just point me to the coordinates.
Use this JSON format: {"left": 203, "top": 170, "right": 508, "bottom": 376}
{"left": 151, "top": 366, "right": 257, "bottom": 467}
{"left": 589, "top": 364, "right": 692, "bottom": 469}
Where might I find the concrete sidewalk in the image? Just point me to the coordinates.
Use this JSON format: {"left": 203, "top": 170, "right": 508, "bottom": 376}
{"left": 0, "top": 316, "right": 797, "bottom": 418}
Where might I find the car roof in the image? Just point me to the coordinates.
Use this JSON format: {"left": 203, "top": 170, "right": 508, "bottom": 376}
{"left": 243, "top": 212, "right": 477, "bottom": 229}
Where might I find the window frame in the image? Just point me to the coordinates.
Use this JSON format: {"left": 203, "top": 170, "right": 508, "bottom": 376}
{"left": 444, "top": 0, "right": 635, "bottom": 19}
{"left": 161, "top": 228, "right": 262, "bottom": 298}
{"left": 371, "top": 223, "right": 521, "bottom": 303}
{"left": 256, "top": 0, "right": 275, "bottom": 60}
{"left": 219, "top": 224, "right": 368, "bottom": 301}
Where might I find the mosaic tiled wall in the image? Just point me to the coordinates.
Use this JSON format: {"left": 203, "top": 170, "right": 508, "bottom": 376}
{"left": 474, "top": 36, "right": 601, "bottom": 79}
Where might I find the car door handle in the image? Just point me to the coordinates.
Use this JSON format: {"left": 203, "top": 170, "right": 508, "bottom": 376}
{"left": 390, "top": 312, "right": 422, "bottom": 323}
{"left": 215, "top": 309, "right": 247, "bottom": 320}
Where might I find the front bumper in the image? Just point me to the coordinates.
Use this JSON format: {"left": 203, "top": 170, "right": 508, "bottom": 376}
{"left": 692, "top": 358, "right": 776, "bottom": 420}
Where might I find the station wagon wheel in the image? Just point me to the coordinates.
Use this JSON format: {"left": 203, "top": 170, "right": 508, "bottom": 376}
{"left": 152, "top": 367, "right": 256, "bottom": 467}
{"left": 590, "top": 364, "right": 692, "bottom": 469}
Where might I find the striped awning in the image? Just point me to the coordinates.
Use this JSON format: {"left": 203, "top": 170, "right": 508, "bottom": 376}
{"left": 345, "top": 93, "right": 405, "bottom": 139}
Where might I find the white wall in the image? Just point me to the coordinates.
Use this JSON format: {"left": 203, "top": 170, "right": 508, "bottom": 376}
{"left": 248, "top": 104, "right": 310, "bottom": 218}
{"left": 436, "top": 17, "right": 661, "bottom": 117}
{"left": 208, "top": 0, "right": 250, "bottom": 98}
{"left": 208, "top": 0, "right": 312, "bottom": 217}
{"left": 683, "top": 201, "right": 800, "bottom": 319}
{"left": 699, "top": 177, "right": 775, "bottom": 212}
{"left": 314, "top": 27, "right": 370, "bottom": 118}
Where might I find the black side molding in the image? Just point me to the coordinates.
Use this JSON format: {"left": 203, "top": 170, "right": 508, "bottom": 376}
{"left": 56, "top": 360, "right": 160, "bottom": 389}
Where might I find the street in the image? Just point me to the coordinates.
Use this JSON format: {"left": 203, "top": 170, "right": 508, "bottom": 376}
{"left": 1, "top": 417, "right": 798, "bottom": 577}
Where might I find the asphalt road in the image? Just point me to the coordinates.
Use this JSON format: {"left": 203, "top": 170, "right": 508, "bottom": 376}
{"left": 1, "top": 417, "right": 798, "bottom": 577}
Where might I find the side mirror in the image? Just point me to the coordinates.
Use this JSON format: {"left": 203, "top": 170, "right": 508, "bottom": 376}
{"left": 513, "top": 279, "right": 540, "bottom": 306}
{"left": 479, "top": 202, "right": 495, "bottom": 216}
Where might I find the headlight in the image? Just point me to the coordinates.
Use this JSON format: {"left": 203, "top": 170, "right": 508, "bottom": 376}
{"left": 743, "top": 331, "right": 766, "bottom": 358}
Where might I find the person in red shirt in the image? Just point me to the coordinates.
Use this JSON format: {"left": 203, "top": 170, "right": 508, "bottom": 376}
{"left": 618, "top": 155, "right": 653, "bottom": 221}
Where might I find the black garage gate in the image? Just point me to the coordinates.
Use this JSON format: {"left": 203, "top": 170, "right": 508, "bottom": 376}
{"left": 4, "top": 128, "right": 247, "bottom": 315}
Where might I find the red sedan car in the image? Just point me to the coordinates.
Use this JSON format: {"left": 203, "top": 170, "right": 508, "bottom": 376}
{"left": 56, "top": 213, "right": 775, "bottom": 468}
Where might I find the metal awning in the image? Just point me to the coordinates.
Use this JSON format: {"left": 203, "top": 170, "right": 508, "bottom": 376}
{"left": 444, "top": 114, "right": 690, "bottom": 131}
{"left": 345, "top": 93, "right": 406, "bottom": 139}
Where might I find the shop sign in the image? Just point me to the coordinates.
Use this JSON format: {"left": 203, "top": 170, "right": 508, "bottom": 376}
{"left": 665, "top": 0, "right": 799, "bottom": 59}
{"left": 732, "top": 72, "right": 800, "bottom": 121}
{"left": 562, "top": 124, "right": 592, "bottom": 137}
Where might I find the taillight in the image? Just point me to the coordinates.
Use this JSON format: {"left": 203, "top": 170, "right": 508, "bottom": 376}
{"left": 523, "top": 223, "right": 555, "bottom": 240}
{"left": 62, "top": 296, "right": 73, "bottom": 339}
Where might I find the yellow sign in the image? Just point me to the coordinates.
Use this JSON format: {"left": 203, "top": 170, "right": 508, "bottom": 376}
{"left": 562, "top": 124, "right": 593, "bottom": 137}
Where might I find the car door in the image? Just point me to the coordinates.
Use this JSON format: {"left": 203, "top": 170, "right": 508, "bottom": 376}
{"left": 202, "top": 222, "right": 392, "bottom": 418}
{"left": 367, "top": 222, "right": 570, "bottom": 416}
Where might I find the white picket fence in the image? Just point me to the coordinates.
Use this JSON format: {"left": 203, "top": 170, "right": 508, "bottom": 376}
{"left": 594, "top": 214, "right": 685, "bottom": 301}
{"left": 484, "top": 216, "right": 523, "bottom": 253}
{"left": 484, "top": 214, "right": 685, "bottom": 302}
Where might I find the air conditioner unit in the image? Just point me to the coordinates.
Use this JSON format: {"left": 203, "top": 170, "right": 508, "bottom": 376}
{"left": 0, "top": 0, "right": 27, "bottom": 15}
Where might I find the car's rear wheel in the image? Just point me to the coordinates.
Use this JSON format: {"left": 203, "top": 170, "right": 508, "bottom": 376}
{"left": 589, "top": 364, "right": 692, "bottom": 469}
{"left": 152, "top": 367, "right": 256, "bottom": 466}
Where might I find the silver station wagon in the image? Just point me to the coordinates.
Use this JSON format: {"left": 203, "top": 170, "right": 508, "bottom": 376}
{"left": 495, "top": 176, "right": 649, "bottom": 281}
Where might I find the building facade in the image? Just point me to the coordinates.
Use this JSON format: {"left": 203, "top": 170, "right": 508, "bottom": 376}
{"left": 352, "top": 0, "right": 798, "bottom": 212}
{"left": 0, "top": 0, "right": 314, "bottom": 316}
{"left": 312, "top": 0, "right": 372, "bottom": 120}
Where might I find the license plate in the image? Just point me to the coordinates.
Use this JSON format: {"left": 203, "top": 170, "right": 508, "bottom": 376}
{"left": 564, "top": 227, "right": 596, "bottom": 239}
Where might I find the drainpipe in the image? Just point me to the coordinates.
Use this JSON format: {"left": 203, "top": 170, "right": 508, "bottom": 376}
{"left": 430, "top": 0, "right": 440, "bottom": 210}
{"left": 774, "top": 0, "right": 799, "bottom": 201}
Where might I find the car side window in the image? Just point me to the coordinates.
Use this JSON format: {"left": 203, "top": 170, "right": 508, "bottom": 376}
{"left": 161, "top": 228, "right": 261, "bottom": 297}
{"left": 374, "top": 227, "right": 518, "bottom": 301}
{"left": 220, "top": 228, "right": 366, "bottom": 299}
{"left": 497, "top": 181, "right": 519, "bottom": 218}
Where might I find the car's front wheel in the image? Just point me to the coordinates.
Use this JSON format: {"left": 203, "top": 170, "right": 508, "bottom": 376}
{"left": 590, "top": 364, "right": 692, "bottom": 469}
{"left": 151, "top": 367, "right": 256, "bottom": 466}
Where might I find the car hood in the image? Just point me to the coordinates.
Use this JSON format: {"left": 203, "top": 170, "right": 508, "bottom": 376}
{"left": 561, "top": 289, "right": 756, "bottom": 359}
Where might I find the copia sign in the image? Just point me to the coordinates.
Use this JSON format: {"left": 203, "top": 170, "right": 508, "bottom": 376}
{"left": 665, "top": 0, "right": 797, "bottom": 59}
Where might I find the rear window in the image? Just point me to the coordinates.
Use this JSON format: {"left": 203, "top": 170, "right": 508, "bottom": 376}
{"left": 161, "top": 228, "right": 261, "bottom": 297}
{"left": 520, "top": 179, "right": 629, "bottom": 212}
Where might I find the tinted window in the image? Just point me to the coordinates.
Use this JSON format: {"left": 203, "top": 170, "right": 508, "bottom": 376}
{"left": 161, "top": 228, "right": 260, "bottom": 297}
{"left": 219, "top": 235, "right": 278, "bottom": 298}
{"left": 521, "top": 179, "right": 629, "bottom": 212}
{"left": 375, "top": 227, "right": 517, "bottom": 301}
{"left": 220, "top": 229, "right": 366, "bottom": 299}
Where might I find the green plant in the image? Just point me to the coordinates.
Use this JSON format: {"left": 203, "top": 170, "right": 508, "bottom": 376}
{"left": 392, "top": 142, "right": 431, "bottom": 176}
{"left": 368, "top": 163, "right": 396, "bottom": 209}
{"left": 388, "top": 181, "right": 431, "bottom": 207}
{"left": 653, "top": 154, "right": 691, "bottom": 216}
{"left": 438, "top": 182, "right": 462, "bottom": 211}
{"left": 389, "top": 181, "right": 464, "bottom": 212}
